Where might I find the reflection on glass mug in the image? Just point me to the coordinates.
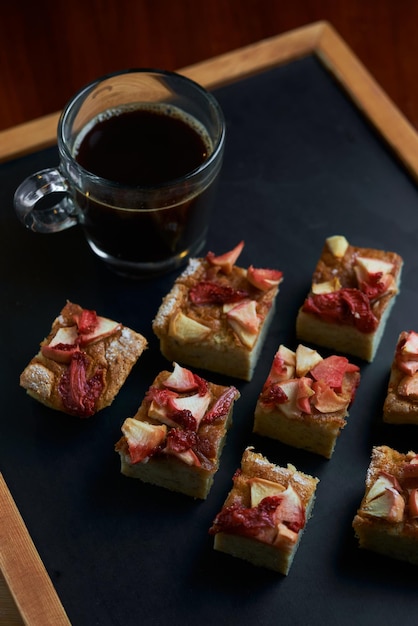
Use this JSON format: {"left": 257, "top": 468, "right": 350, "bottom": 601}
{"left": 14, "top": 69, "right": 226, "bottom": 278}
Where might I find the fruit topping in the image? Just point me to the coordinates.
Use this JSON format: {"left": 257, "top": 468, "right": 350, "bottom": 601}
{"left": 246, "top": 266, "right": 283, "bottom": 291}
{"left": 395, "top": 331, "right": 418, "bottom": 376}
{"left": 295, "top": 344, "right": 323, "bottom": 377}
{"left": 163, "top": 362, "right": 200, "bottom": 393}
{"left": 225, "top": 299, "right": 260, "bottom": 348}
{"left": 260, "top": 344, "right": 359, "bottom": 417}
{"left": 303, "top": 288, "right": 378, "bottom": 333}
{"left": 360, "top": 472, "right": 405, "bottom": 522}
{"left": 326, "top": 235, "right": 349, "bottom": 258}
{"left": 209, "top": 479, "right": 305, "bottom": 545}
{"left": 122, "top": 418, "right": 167, "bottom": 464}
{"left": 189, "top": 281, "right": 248, "bottom": 305}
{"left": 203, "top": 386, "right": 240, "bottom": 424}
{"left": 249, "top": 477, "right": 285, "bottom": 506}
{"left": 206, "top": 240, "right": 245, "bottom": 274}
{"left": 168, "top": 311, "right": 211, "bottom": 343}
{"left": 41, "top": 326, "right": 79, "bottom": 363}
{"left": 57, "top": 351, "right": 105, "bottom": 417}
{"left": 311, "top": 277, "right": 342, "bottom": 294}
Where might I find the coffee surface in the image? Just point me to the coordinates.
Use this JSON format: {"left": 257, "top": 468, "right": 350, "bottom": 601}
{"left": 75, "top": 105, "right": 210, "bottom": 185}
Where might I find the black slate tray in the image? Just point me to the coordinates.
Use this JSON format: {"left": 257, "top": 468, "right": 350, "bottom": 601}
{"left": 2, "top": 54, "right": 418, "bottom": 626}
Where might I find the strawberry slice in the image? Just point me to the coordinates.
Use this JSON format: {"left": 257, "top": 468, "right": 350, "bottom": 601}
{"left": 58, "top": 351, "right": 105, "bottom": 417}
{"left": 206, "top": 240, "right": 244, "bottom": 274}
{"left": 74, "top": 308, "right": 98, "bottom": 334}
{"left": 203, "top": 386, "right": 239, "bottom": 424}
{"left": 246, "top": 266, "right": 283, "bottom": 291}
{"left": 310, "top": 355, "right": 355, "bottom": 390}
{"left": 122, "top": 418, "right": 167, "bottom": 464}
{"left": 189, "top": 281, "right": 248, "bottom": 305}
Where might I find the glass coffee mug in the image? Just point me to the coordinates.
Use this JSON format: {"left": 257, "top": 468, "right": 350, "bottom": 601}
{"left": 14, "top": 69, "right": 225, "bottom": 278}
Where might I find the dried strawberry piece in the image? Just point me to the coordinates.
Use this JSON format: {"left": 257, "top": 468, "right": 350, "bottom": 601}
{"left": 74, "top": 309, "right": 98, "bottom": 334}
{"left": 170, "top": 409, "right": 197, "bottom": 431}
{"left": 209, "top": 496, "right": 281, "bottom": 537}
{"left": 357, "top": 273, "right": 386, "bottom": 300}
{"left": 146, "top": 386, "right": 178, "bottom": 406}
{"left": 189, "top": 281, "right": 248, "bottom": 305}
{"left": 203, "top": 386, "right": 239, "bottom": 424}
{"left": 165, "top": 428, "right": 197, "bottom": 453}
{"left": 302, "top": 288, "right": 378, "bottom": 333}
{"left": 193, "top": 373, "right": 209, "bottom": 396}
{"left": 260, "top": 384, "right": 288, "bottom": 406}
{"left": 310, "top": 355, "right": 351, "bottom": 390}
{"left": 58, "top": 351, "right": 104, "bottom": 417}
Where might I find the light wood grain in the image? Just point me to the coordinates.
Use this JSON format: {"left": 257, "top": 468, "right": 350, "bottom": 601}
{"left": 2, "top": 21, "right": 418, "bottom": 625}
{"left": 0, "top": 474, "right": 71, "bottom": 625}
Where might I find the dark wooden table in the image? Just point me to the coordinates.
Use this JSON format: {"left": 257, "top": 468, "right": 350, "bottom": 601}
{"left": 1, "top": 0, "right": 418, "bottom": 131}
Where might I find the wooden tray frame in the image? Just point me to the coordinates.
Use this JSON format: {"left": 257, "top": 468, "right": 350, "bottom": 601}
{"left": 2, "top": 20, "right": 418, "bottom": 625}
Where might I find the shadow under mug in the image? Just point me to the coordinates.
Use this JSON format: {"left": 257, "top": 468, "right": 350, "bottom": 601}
{"left": 14, "top": 69, "right": 226, "bottom": 278}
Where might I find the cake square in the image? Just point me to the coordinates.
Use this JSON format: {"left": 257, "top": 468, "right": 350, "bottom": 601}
{"left": 296, "top": 235, "right": 403, "bottom": 361}
{"left": 209, "top": 447, "right": 319, "bottom": 574}
{"left": 20, "top": 301, "right": 147, "bottom": 417}
{"left": 352, "top": 445, "right": 418, "bottom": 566}
{"left": 383, "top": 330, "right": 418, "bottom": 424}
{"left": 152, "top": 241, "right": 283, "bottom": 381}
{"left": 253, "top": 343, "right": 360, "bottom": 458}
{"left": 115, "top": 362, "right": 240, "bottom": 499}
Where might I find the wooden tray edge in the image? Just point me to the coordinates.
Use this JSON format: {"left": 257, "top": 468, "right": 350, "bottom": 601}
{"left": 0, "top": 473, "right": 71, "bottom": 625}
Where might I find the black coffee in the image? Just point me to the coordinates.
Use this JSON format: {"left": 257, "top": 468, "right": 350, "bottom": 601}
{"left": 72, "top": 105, "right": 218, "bottom": 272}
{"left": 75, "top": 106, "right": 209, "bottom": 185}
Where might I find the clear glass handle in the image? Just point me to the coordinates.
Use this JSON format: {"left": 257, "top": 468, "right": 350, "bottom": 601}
{"left": 14, "top": 168, "right": 78, "bottom": 233}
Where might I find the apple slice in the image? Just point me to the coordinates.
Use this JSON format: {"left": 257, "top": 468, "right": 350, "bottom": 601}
{"left": 361, "top": 486, "right": 405, "bottom": 522}
{"left": 249, "top": 477, "right": 285, "bottom": 507}
{"left": 274, "top": 380, "right": 301, "bottom": 418}
{"left": 246, "top": 266, "right": 283, "bottom": 291}
{"left": 311, "top": 277, "right": 342, "bottom": 294}
{"left": 121, "top": 418, "right": 167, "bottom": 464}
{"left": 168, "top": 311, "right": 211, "bottom": 343}
{"left": 78, "top": 316, "right": 121, "bottom": 346}
{"left": 356, "top": 256, "right": 394, "bottom": 276}
{"left": 206, "top": 240, "right": 244, "bottom": 274}
{"left": 225, "top": 299, "right": 260, "bottom": 348}
{"left": 311, "top": 380, "right": 348, "bottom": 413}
{"left": 326, "top": 235, "right": 349, "bottom": 258}
{"left": 402, "top": 331, "right": 418, "bottom": 355}
{"left": 366, "top": 472, "right": 402, "bottom": 500}
{"left": 295, "top": 344, "right": 323, "bottom": 377}
{"left": 273, "top": 484, "right": 305, "bottom": 532}
{"left": 163, "top": 362, "right": 198, "bottom": 393}
{"left": 265, "top": 346, "right": 296, "bottom": 384}
{"left": 296, "top": 377, "right": 314, "bottom": 413}
{"left": 273, "top": 522, "right": 299, "bottom": 546}
{"left": 41, "top": 326, "right": 79, "bottom": 363}
{"left": 170, "top": 391, "right": 212, "bottom": 427}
